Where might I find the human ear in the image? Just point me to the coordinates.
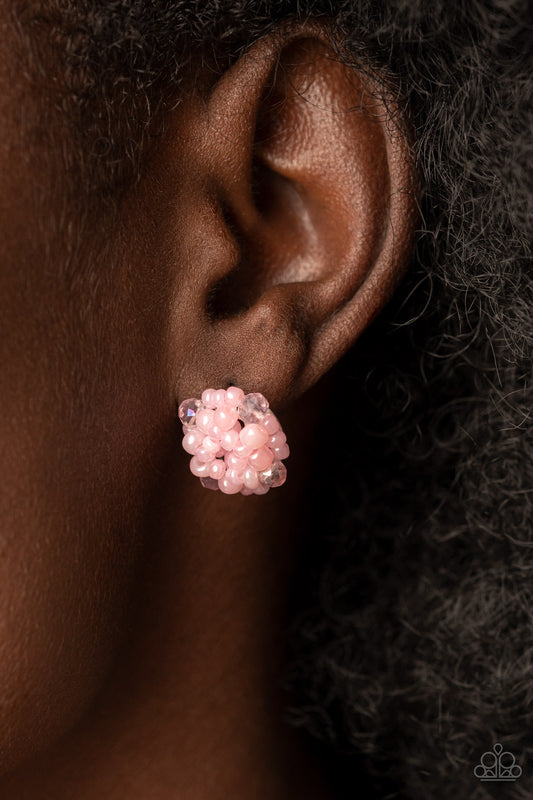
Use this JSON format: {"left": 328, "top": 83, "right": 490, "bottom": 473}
{"left": 166, "top": 23, "right": 418, "bottom": 407}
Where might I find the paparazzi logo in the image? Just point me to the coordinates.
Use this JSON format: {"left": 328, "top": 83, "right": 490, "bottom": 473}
{"left": 473, "top": 743, "right": 522, "bottom": 782}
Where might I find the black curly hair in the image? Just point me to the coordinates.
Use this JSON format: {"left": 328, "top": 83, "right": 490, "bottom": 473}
{"left": 14, "top": 1, "right": 533, "bottom": 797}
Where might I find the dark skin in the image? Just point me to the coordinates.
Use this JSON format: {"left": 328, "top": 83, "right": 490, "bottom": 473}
{"left": 0, "top": 17, "right": 416, "bottom": 799}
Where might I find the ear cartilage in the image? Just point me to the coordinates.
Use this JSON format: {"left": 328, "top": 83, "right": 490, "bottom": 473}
{"left": 178, "top": 387, "right": 289, "bottom": 495}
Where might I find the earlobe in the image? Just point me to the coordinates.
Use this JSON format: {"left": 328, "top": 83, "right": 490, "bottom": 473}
{"left": 172, "top": 24, "right": 417, "bottom": 406}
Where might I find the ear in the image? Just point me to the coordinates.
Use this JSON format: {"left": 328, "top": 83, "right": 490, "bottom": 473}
{"left": 168, "top": 23, "right": 418, "bottom": 407}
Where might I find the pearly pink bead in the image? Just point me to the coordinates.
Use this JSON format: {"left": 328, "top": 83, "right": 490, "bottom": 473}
{"left": 268, "top": 431, "right": 286, "bottom": 448}
{"left": 196, "top": 408, "right": 215, "bottom": 433}
{"left": 248, "top": 446, "right": 274, "bottom": 471}
{"left": 253, "top": 482, "right": 270, "bottom": 495}
{"left": 240, "top": 487, "right": 254, "bottom": 496}
{"left": 225, "top": 453, "right": 248, "bottom": 474}
{"left": 219, "top": 476, "right": 242, "bottom": 494}
{"left": 190, "top": 455, "right": 210, "bottom": 477}
{"left": 201, "top": 389, "right": 217, "bottom": 409}
{"left": 226, "top": 386, "right": 245, "bottom": 405}
{"left": 240, "top": 423, "right": 269, "bottom": 449}
{"left": 216, "top": 447, "right": 225, "bottom": 458}
{"left": 243, "top": 467, "right": 259, "bottom": 490}
{"left": 234, "top": 442, "right": 253, "bottom": 459}
{"left": 225, "top": 467, "right": 245, "bottom": 485}
{"left": 214, "top": 404, "right": 239, "bottom": 431}
{"left": 196, "top": 446, "right": 216, "bottom": 463}
{"left": 202, "top": 436, "right": 219, "bottom": 454}
{"left": 220, "top": 429, "right": 240, "bottom": 451}
{"left": 182, "top": 429, "right": 204, "bottom": 455}
{"left": 261, "top": 411, "right": 280, "bottom": 436}
{"left": 273, "top": 442, "right": 290, "bottom": 460}
{"left": 214, "top": 389, "right": 227, "bottom": 406}
{"left": 209, "top": 459, "right": 226, "bottom": 479}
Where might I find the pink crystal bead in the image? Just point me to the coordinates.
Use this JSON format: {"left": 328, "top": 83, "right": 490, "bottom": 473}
{"left": 237, "top": 392, "right": 269, "bottom": 424}
{"left": 178, "top": 398, "right": 200, "bottom": 427}
{"left": 179, "top": 386, "right": 289, "bottom": 495}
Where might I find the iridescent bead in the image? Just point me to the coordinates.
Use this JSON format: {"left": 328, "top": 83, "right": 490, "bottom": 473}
{"left": 237, "top": 392, "right": 269, "bottom": 424}
{"left": 258, "top": 461, "right": 287, "bottom": 488}
{"left": 178, "top": 398, "right": 200, "bottom": 427}
{"left": 253, "top": 482, "right": 270, "bottom": 495}
{"left": 200, "top": 476, "right": 219, "bottom": 491}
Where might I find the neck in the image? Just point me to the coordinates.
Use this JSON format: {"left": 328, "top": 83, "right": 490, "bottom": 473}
{"left": 1, "top": 405, "right": 333, "bottom": 799}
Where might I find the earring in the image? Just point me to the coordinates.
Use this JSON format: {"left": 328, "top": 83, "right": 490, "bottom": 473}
{"left": 178, "top": 387, "right": 289, "bottom": 495}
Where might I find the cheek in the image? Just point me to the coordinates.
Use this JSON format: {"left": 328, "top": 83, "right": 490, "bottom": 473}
{"left": 0, "top": 245, "right": 173, "bottom": 775}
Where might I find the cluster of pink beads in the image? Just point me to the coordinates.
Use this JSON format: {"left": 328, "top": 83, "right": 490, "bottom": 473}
{"left": 178, "top": 387, "right": 289, "bottom": 495}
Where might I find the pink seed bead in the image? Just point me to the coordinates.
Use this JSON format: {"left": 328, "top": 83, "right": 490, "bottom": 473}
{"left": 216, "top": 448, "right": 225, "bottom": 458}
{"left": 209, "top": 460, "right": 226, "bottom": 479}
{"left": 243, "top": 467, "right": 259, "bottom": 490}
{"left": 225, "top": 467, "right": 245, "bottom": 485}
{"left": 240, "top": 423, "right": 268, "bottom": 449}
{"left": 234, "top": 442, "right": 253, "bottom": 459}
{"left": 240, "top": 487, "right": 254, "bottom": 496}
{"left": 248, "top": 446, "right": 274, "bottom": 471}
{"left": 220, "top": 429, "right": 240, "bottom": 451}
{"left": 202, "top": 436, "right": 219, "bottom": 454}
{"left": 273, "top": 442, "right": 290, "bottom": 460}
{"left": 268, "top": 431, "right": 286, "bottom": 448}
{"left": 190, "top": 456, "right": 210, "bottom": 477}
{"left": 214, "top": 404, "right": 239, "bottom": 431}
{"left": 214, "top": 389, "right": 227, "bottom": 406}
{"left": 226, "top": 386, "right": 245, "bottom": 405}
{"left": 196, "top": 409, "right": 214, "bottom": 433}
{"left": 225, "top": 453, "right": 248, "bottom": 473}
{"left": 196, "top": 446, "right": 215, "bottom": 463}
{"left": 182, "top": 429, "right": 204, "bottom": 455}
{"left": 201, "top": 389, "right": 217, "bottom": 408}
{"left": 262, "top": 411, "right": 280, "bottom": 435}
{"left": 219, "top": 476, "right": 242, "bottom": 494}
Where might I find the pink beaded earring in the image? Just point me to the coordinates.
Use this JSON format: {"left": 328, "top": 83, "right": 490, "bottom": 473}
{"left": 178, "top": 387, "right": 289, "bottom": 495}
